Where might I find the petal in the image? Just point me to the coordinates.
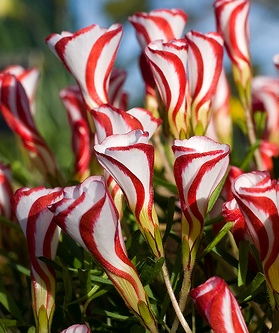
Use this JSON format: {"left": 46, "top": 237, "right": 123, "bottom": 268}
{"left": 46, "top": 24, "right": 123, "bottom": 109}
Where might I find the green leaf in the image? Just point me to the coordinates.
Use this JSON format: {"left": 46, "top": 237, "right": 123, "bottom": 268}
{"left": 240, "top": 140, "right": 261, "bottom": 171}
{"left": 207, "top": 168, "right": 229, "bottom": 214}
{"left": 0, "top": 322, "right": 7, "bottom": 333}
{"left": 238, "top": 272, "right": 266, "bottom": 303}
{"left": 238, "top": 240, "right": 250, "bottom": 287}
{"left": 0, "top": 280, "right": 23, "bottom": 321}
{"left": 139, "top": 257, "right": 164, "bottom": 286}
{"left": 198, "top": 222, "right": 233, "bottom": 260}
{"left": 0, "top": 216, "right": 21, "bottom": 231}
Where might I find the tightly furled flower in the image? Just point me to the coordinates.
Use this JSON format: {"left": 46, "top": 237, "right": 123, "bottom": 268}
{"left": 0, "top": 73, "right": 61, "bottom": 183}
{"left": 12, "top": 186, "right": 63, "bottom": 333}
{"left": 94, "top": 130, "right": 163, "bottom": 258}
{"left": 228, "top": 171, "right": 279, "bottom": 304}
{"left": 145, "top": 38, "right": 189, "bottom": 138}
{"left": 190, "top": 276, "right": 249, "bottom": 333}
{"left": 252, "top": 76, "right": 279, "bottom": 145}
{"left": 46, "top": 24, "right": 123, "bottom": 110}
{"left": 128, "top": 8, "right": 188, "bottom": 49}
{"left": 214, "top": 0, "right": 252, "bottom": 101}
{"left": 60, "top": 85, "right": 91, "bottom": 181}
{"left": 51, "top": 176, "right": 158, "bottom": 333}
{"left": 1, "top": 65, "right": 39, "bottom": 115}
{"left": 173, "top": 136, "right": 230, "bottom": 265}
{"left": 129, "top": 9, "right": 188, "bottom": 115}
{"left": 185, "top": 30, "right": 224, "bottom": 135}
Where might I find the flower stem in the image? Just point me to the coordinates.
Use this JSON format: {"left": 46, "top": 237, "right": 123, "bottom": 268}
{"left": 170, "top": 265, "right": 193, "bottom": 333}
{"left": 162, "top": 262, "right": 192, "bottom": 333}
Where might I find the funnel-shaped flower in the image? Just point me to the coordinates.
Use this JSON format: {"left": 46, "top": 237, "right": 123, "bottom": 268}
{"left": 0, "top": 73, "right": 61, "bottom": 183}
{"left": 190, "top": 276, "right": 249, "bottom": 333}
{"left": 60, "top": 85, "right": 91, "bottom": 181}
{"left": 51, "top": 176, "right": 158, "bottom": 333}
{"left": 173, "top": 136, "right": 230, "bottom": 265}
{"left": 185, "top": 31, "right": 224, "bottom": 135}
{"left": 46, "top": 24, "right": 123, "bottom": 110}
{"left": 129, "top": 8, "right": 188, "bottom": 49}
{"left": 12, "top": 186, "right": 63, "bottom": 333}
{"left": 91, "top": 104, "right": 161, "bottom": 144}
{"left": 94, "top": 130, "right": 163, "bottom": 258}
{"left": 230, "top": 171, "right": 279, "bottom": 304}
{"left": 214, "top": 0, "right": 251, "bottom": 101}
{"left": 145, "top": 38, "right": 189, "bottom": 138}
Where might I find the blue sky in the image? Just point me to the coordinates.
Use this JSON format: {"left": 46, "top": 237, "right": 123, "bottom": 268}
{"left": 69, "top": 0, "right": 279, "bottom": 105}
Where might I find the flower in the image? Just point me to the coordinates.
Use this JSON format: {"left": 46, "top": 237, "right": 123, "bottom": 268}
{"left": 229, "top": 171, "right": 279, "bottom": 305}
{"left": 91, "top": 104, "right": 161, "bottom": 144}
{"left": 60, "top": 85, "right": 91, "bottom": 181}
{"left": 46, "top": 24, "right": 123, "bottom": 110}
{"left": 51, "top": 176, "right": 158, "bottom": 333}
{"left": 190, "top": 276, "right": 249, "bottom": 333}
{"left": 252, "top": 76, "right": 279, "bottom": 145}
{"left": 94, "top": 130, "right": 163, "bottom": 258}
{"left": 129, "top": 8, "right": 188, "bottom": 114}
{"left": 145, "top": 38, "right": 189, "bottom": 138}
{"left": 214, "top": 0, "right": 252, "bottom": 104}
{"left": 0, "top": 72, "right": 61, "bottom": 183}
{"left": 185, "top": 31, "right": 224, "bottom": 135}
{"left": 173, "top": 136, "right": 230, "bottom": 266}
{"left": 0, "top": 162, "right": 14, "bottom": 220}
{"left": 129, "top": 8, "right": 188, "bottom": 49}
{"left": 61, "top": 324, "right": 91, "bottom": 333}
{"left": 12, "top": 186, "right": 63, "bottom": 333}
{"left": 1, "top": 65, "right": 39, "bottom": 115}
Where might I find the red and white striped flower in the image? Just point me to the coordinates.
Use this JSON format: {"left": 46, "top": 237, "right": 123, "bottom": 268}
{"left": 0, "top": 163, "right": 14, "bottom": 220}
{"left": 145, "top": 38, "right": 189, "bottom": 138}
{"left": 190, "top": 276, "right": 249, "bottom": 333}
{"left": 108, "top": 67, "right": 128, "bottom": 110}
{"left": 1, "top": 65, "right": 39, "bottom": 114}
{"left": 91, "top": 104, "right": 161, "bottom": 144}
{"left": 46, "top": 24, "right": 123, "bottom": 110}
{"left": 230, "top": 171, "right": 279, "bottom": 302}
{"left": 60, "top": 85, "right": 91, "bottom": 181}
{"left": 206, "top": 68, "right": 232, "bottom": 145}
{"left": 185, "top": 30, "right": 224, "bottom": 135}
{"left": 129, "top": 8, "right": 188, "bottom": 49}
{"left": 61, "top": 324, "right": 91, "bottom": 333}
{"left": 129, "top": 9, "right": 187, "bottom": 116}
{"left": 214, "top": 0, "right": 252, "bottom": 94}
{"left": 173, "top": 136, "right": 230, "bottom": 264}
{"left": 12, "top": 186, "right": 63, "bottom": 333}
{"left": 0, "top": 73, "right": 61, "bottom": 183}
{"left": 252, "top": 76, "right": 279, "bottom": 145}
{"left": 94, "top": 130, "right": 163, "bottom": 258}
{"left": 51, "top": 176, "right": 158, "bottom": 333}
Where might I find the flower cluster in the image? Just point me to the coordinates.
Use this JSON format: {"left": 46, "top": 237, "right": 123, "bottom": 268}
{"left": 0, "top": 0, "right": 279, "bottom": 332}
